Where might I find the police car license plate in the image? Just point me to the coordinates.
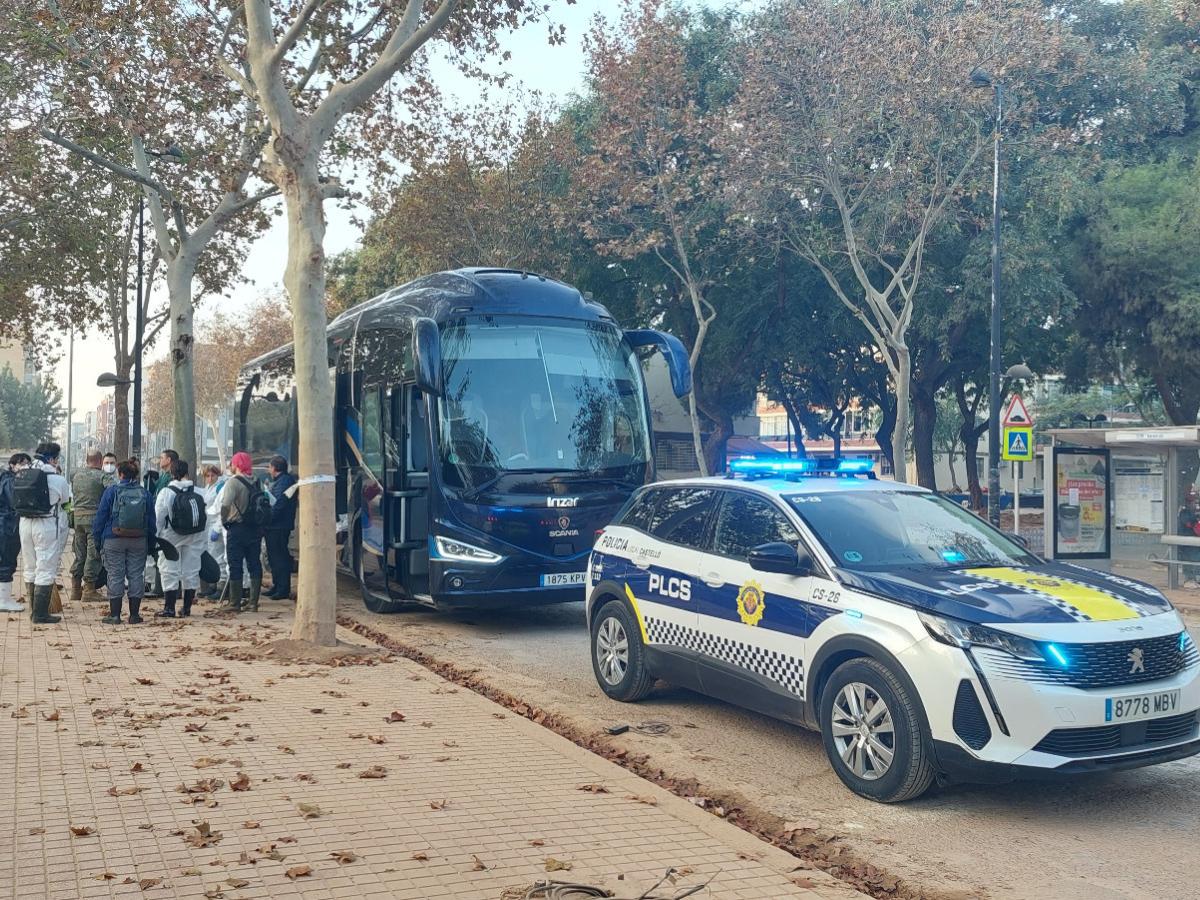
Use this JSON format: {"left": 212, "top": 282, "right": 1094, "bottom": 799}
{"left": 1105, "top": 689, "right": 1180, "bottom": 722}
{"left": 540, "top": 572, "right": 586, "bottom": 587}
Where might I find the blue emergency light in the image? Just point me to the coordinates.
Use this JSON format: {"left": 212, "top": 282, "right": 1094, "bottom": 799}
{"left": 728, "top": 457, "right": 876, "bottom": 479}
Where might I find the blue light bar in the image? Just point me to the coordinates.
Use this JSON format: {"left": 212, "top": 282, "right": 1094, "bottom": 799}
{"left": 729, "top": 458, "right": 816, "bottom": 474}
{"left": 728, "top": 457, "right": 875, "bottom": 477}
{"left": 835, "top": 458, "right": 874, "bottom": 473}
{"left": 1182, "top": 632, "right": 1193, "bottom": 653}
{"left": 1045, "top": 643, "right": 1069, "bottom": 668}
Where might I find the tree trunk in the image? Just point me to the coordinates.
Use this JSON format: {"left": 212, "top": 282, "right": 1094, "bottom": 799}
{"left": 167, "top": 257, "right": 198, "bottom": 468}
{"left": 685, "top": 287, "right": 711, "bottom": 477}
{"left": 891, "top": 345, "right": 911, "bottom": 483}
{"left": 702, "top": 412, "right": 733, "bottom": 476}
{"left": 912, "top": 385, "right": 937, "bottom": 490}
{"left": 282, "top": 162, "right": 338, "bottom": 648}
{"left": 963, "top": 427, "right": 984, "bottom": 510}
{"left": 113, "top": 378, "right": 131, "bottom": 460}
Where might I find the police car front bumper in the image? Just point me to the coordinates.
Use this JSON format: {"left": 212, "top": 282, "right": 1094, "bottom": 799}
{"left": 899, "top": 634, "right": 1200, "bottom": 783}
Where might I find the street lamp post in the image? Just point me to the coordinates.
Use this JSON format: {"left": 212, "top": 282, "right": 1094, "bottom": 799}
{"left": 133, "top": 196, "right": 144, "bottom": 458}
{"left": 973, "top": 68, "right": 1004, "bottom": 527}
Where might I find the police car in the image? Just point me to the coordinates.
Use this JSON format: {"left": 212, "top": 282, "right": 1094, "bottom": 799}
{"left": 586, "top": 458, "right": 1200, "bottom": 802}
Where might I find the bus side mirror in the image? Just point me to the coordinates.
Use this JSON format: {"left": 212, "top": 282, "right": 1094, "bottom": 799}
{"left": 624, "top": 329, "right": 692, "bottom": 398}
{"left": 413, "top": 318, "right": 443, "bottom": 397}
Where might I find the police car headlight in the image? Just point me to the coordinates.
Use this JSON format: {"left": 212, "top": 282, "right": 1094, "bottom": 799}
{"left": 433, "top": 536, "right": 503, "bottom": 564}
{"left": 918, "top": 612, "right": 1043, "bottom": 662}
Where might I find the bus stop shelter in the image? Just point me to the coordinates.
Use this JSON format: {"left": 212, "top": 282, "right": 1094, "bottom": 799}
{"left": 1044, "top": 426, "right": 1200, "bottom": 586}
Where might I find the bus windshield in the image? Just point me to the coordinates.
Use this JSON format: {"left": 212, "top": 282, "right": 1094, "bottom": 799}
{"left": 438, "top": 317, "right": 652, "bottom": 494}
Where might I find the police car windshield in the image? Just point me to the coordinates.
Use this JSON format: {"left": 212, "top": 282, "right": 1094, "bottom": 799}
{"left": 786, "top": 490, "right": 1036, "bottom": 572}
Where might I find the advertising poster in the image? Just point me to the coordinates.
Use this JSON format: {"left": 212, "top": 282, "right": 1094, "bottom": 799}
{"left": 1053, "top": 448, "right": 1111, "bottom": 559}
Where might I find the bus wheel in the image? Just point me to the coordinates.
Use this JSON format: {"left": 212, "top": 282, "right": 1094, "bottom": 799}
{"left": 361, "top": 587, "right": 410, "bottom": 614}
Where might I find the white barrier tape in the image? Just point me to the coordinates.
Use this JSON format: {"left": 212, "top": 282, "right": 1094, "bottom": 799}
{"left": 285, "top": 474, "right": 337, "bottom": 499}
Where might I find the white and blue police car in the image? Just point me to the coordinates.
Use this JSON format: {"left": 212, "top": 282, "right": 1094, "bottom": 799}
{"left": 585, "top": 458, "right": 1200, "bottom": 802}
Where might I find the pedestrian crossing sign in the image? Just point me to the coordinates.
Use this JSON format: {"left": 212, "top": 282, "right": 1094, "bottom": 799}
{"left": 1002, "top": 426, "right": 1034, "bottom": 462}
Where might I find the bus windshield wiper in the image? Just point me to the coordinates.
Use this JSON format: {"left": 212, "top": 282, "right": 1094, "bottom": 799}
{"left": 462, "top": 468, "right": 571, "bottom": 500}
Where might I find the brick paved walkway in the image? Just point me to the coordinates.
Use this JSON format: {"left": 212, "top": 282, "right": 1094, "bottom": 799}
{"left": 0, "top": 601, "right": 857, "bottom": 900}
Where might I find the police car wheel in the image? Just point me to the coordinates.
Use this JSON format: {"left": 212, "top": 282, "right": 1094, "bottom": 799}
{"left": 590, "top": 599, "right": 655, "bottom": 702}
{"left": 820, "top": 658, "right": 934, "bottom": 803}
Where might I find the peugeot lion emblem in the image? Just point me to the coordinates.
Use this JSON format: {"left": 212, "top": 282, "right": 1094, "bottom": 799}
{"left": 1128, "top": 646, "right": 1145, "bottom": 675}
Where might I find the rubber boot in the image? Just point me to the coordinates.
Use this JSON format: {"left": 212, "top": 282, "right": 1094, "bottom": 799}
{"left": 181, "top": 589, "right": 195, "bottom": 618}
{"left": 24, "top": 582, "right": 34, "bottom": 606}
{"left": 213, "top": 580, "right": 227, "bottom": 601}
{"left": 70, "top": 576, "right": 83, "bottom": 605}
{"left": 101, "top": 595, "right": 122, "bottom": 625}
{"left": 158, "top": 590, "right": 177, "bottom": 618}
{"left": 227, "top": 582, "right": 243, "bottom": 613}
{"left": 247, "top": 578, "right": 261, "bottom": 613}
{"left": 0, "top": 581, "right": 23, "bottom": 612}
{"left": 128, "top": 597, "right": 143, "bottom": 625}
{"left": 31, "top": 585, "right": 61, "bottom": 624}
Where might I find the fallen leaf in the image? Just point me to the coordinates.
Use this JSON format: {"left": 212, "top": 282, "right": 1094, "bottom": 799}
{"left": 411, "top": 851, "right": 429, "bottom": 861}
{"left": 419, "top": 721, "right": 433, "bottom": 728}
{"left": 442, "top": 740, "right": 459, "bottom": 748}
{"left": 471, "top": 855, "right": 487, "bottom": 871}
{"left": 309, "top": 708, "right": 324, "bottom": 714}
{"left": 183, "top": 722, "right": 206, "bottom": 733}
{"left": 192, "top": 757, "right": 225, "bottom": 769}
{"left": 293, "top": 772, "right": 316, "bottom": 783}
{"left": 94, "top": 871, "right": 117, "bottom": 881}
{"left": 89, "top": 762, "right": 110, "bottom": 770}
{"left": 529, "top": 839, "right": 545, "bottom": 847}
{"left": 577, "top": 783, "right": 610, "bottom": 794}
{"left": 243, "top": 821, "right": 260, "bottom": 829}
{"left": 138, "top": 877, "right": 162, "bottom": 890}
{"left": 28, "top": 827, "right": 45, "bottom": 835}
{"left": 177, "top": 778, "right": 222, "bottom": 794}
{"left": 491, "top": 713, "right": 505, "bottom": 719}
{"left": 135, "top": 677, "right": 157, "bottom": 686}
{"left": 297, "top": 803, "right": 322, "bottom": 819}
{"left": 41, "top": 710, "right": 60, "bottom": 721}
{"left": 230, "top": 772, "right": 251, "bottom": 791}
{"left": 433, "top": 756, "right": 452, "bottom": 763}
{"left": 285, "top": 865, "right": 312, "bottom": 880}
{"left": 429, "top": 798, "right": 448, "bottom": 810}
{"left": 203, "top": 890, "right": 224, "bottom": 899}
{"left": 69, "top": 825, "right": 96, "bottom": 837}
{"left": 330, "top": 850, "right": 358, "bottom": 864}
{"left": 625, "top": 794, "right": 658, "bottom": 806}
{"left": 180, "top": 867, "right": 201, "bottom": 876}
{"left": 545, "top": 858, "right": 573, "bottom": 872}
{"left": 107, "top": 786, "right": 142, "bottom": 797}
{"left": 183, "top": 821, "right": 222, "bottom": 848}
{"left": 367, "top": 734, "right": 386, "bottom": 744}
{"left": 359, "top": 766, "right": 387, "bottom": 779}
{"left": 131, "top": 762, "right": 144, "bottom": 773}
{"left": 385, "top": 711, "right": 405, "bottom": 723}
{"left": 335, "top": 762, "right": 352, "bottom": 769}
{"left": 277, "top": 744, "right": 295, "bottom": 754}
{"left": 226, "top": 877, "right": 249, "bottom": 888}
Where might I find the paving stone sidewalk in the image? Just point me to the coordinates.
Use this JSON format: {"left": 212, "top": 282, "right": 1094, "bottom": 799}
{"left": 0, "top": 602, "right": 859, "bottom": 900}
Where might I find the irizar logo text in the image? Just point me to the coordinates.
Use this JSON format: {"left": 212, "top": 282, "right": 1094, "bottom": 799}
{"left": 649, "top": 572, "right": 691, "bottom": 602}
{"left": 547, "top": 496, "right": 579, "bottom": 508}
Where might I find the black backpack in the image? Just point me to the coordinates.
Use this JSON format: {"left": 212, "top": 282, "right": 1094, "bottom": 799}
{"left": 12, "top": 468, "right": 51, "bottom": 517}
{"left": 111, "top": 484, "right": 148, "bottom": 537}
{"left": 168, "top": 484, "right": 207, "bottom": 535}
{"left": 238, "top": 476, "right": 273, "bottom": 529}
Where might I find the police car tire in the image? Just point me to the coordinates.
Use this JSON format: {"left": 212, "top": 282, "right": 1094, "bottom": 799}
{"left": 590, "top": 599, "right": 655, "bottom": 702}
{"left": 819, "top": 657, "right": 934, "bottom": 803}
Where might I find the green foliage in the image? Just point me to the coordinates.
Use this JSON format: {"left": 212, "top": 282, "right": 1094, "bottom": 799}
{"left": 0, "top": 367, "right": 63, "bottom": 451}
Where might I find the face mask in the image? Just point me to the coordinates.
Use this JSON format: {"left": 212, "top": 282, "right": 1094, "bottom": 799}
{"left": 103, "top": 463, "right": 116, "bottom": 474}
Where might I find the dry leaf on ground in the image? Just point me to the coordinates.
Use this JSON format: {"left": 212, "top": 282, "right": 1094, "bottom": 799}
{"left": 135, "top": 677, "right": 157, "bottom": 685}
{"left": 297, "top": 803, "right": 322, "bottom": 819}
{"left": 359, "top": 766, "right": 387, "bottom": 779}
{"left": 429, "top": 799, "right": 448, "bottom": 810}
{"left": 285, "top": 865, "right": 312, "bottom": 880}
{"left": 243, "top": 821, "right": 260, "bottom": 829}
{"left": 94, "top": 871, "right": 117, "bottom": 881}
{"left": 335, "top": 762, "right": 352, "bottom": 769}
{"left": 411, "top": 851, "right": 429, "bottom": 861}
{"left": 138, "top": 877, "right": 162, "bottom": 890}
{"left": 577, "top": 783, "right": 609, "bottom": 794}
{"left": 130, "top": 762, "right": 144, "bottom": 773}
{"left": 367, "top": 734, "right": 386, "bottom": 744}
{"left": 192, "top": 757, "right": 224, "bottom": 769}
{"left": 471, "top": 855, "right": 487, "bottom": 871}
{"left": 330, "top": 850, "right": 358, "bottom": 864}
{"left": 545, "top": 858, "right": 573, "bottom": 872}
{"left": 107, "top": 786, "right": 142, "bottom": 797}
{"left": 42, "top": 710, "right": 60, "bottom": 721}
{"left": 529, "top": 839, "right": 545, "bottom": 847}
{"left": 226, "top": 877, "right": 249, "bottom": 888}
{"left": 184, "top": 822, "right": 222, "bottom": 848}
{"left": 229, "top": 772, "right": 251, "bottom": 791}
{"left": 385, "top": 711, "right": 405, "bottom": 723}
{"left": 69, "top": 825, "right": 95, "bottom": 837}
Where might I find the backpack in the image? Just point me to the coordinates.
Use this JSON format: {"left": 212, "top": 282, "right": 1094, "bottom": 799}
{"left": 238, "top": 475, "right": 273, "bottom": 529}
{"left": 111, "top": 484, "right": 148, "bottom": 537}
{"left": 12, "top": 468, "right": 51, "bottom": 517}
{"left": 167, "top": 484, "right": 206, "bottom": 535}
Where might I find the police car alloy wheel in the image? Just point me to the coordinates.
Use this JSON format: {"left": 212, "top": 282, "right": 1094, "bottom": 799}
{"left": 821, "top": 658, "right": 934, "bottom": 803}
{"left": 591, "top": 599, "right": 655, "bottom": 702}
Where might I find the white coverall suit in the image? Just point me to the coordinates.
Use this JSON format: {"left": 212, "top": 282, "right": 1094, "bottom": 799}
{"left": 19, "top": 462, "right": 71, "bottom": 587}
{"left": 200, "top": 478, "right": 228, "bottom": 582}
{"left": 155, "top": 479, "right": 205, "bottom": 591}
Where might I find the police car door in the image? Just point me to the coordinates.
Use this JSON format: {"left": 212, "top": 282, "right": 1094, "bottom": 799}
{"left": 696, "top": 490, "right": 816, "bottom": 723}
{"left": 620, "top": 486, "right": 714, "bottom": 687}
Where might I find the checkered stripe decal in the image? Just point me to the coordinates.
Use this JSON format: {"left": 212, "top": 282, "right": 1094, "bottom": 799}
{"left": 645, "top": 616, "right": 805, "bottom": 698}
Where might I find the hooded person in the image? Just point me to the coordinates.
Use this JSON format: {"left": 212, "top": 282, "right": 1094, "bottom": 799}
{"left": 154, "top": 458, "right": 207, "bottom": 617}
{"left": 220, "top": 451, "right": 265, "bottom": 612}
{"left": 14, "top": 442, "right": 71, "bottom": 624}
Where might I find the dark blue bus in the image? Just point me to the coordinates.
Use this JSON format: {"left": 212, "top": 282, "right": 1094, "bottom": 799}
{"left": 236, "top": 268, "right": 690, "bottom": 613}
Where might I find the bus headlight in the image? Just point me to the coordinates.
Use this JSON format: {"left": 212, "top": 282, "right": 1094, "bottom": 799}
{"left": 918, "top": 612, "right": 1044, "bottom": 662}
{"left": 433, "top": 536, "right": 503, "bottom": 565}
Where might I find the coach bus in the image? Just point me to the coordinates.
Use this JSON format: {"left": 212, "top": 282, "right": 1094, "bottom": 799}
{"left": 236, "top": 267, "right": 691, "bottom": 613}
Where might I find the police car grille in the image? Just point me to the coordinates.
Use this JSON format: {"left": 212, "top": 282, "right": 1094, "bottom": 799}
{"left": 1033, "top": 710, "right": 1199, "bottom": 757}
{"left": 979, "top": 633, "right": 1197, "bottom": 689}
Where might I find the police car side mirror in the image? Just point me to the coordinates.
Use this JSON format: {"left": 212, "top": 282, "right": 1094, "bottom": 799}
{"left": 748, "top": 542, "right": 812, "bottom": 576}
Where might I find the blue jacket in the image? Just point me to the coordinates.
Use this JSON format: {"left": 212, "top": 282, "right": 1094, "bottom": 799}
{"left": 93, "top": 479, "right": 157, "bottom": 546}
{"left": 268, "top": 471, "right": 298, "bottom": 530}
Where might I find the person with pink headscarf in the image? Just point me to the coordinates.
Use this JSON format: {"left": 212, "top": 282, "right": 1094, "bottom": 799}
{"left": 219, "top": 451, "right": 265, "bottom": 612}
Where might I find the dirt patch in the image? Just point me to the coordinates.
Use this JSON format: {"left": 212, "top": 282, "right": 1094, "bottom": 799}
{"left": 210, "top": 636, "right": 392, "bottom": 667}
{"left": 338, "top": 615, "right": 959, "bottom": 900}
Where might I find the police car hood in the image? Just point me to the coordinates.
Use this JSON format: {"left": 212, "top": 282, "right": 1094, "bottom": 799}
{"left": 834, "top": 561, "right": 1174, "bottom": 625}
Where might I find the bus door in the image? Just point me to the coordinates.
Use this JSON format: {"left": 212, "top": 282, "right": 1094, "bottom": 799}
{"left": 387, "top": 383, "right": 431, "bottom": 597}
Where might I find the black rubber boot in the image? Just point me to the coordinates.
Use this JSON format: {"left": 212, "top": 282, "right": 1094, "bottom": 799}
{"left": 101, "top": 595, "right": 122, "bottom": 625}
{"left": 128, "top": 597, "right": 143, "bottom": 625}
{"left": 158, "top": 590, "right": 177, "bottom": 617}
{"left": 247, "top": 578, "right": 261, "bottom": 613}
{"left": 31, "top": 585, "right": 61, "bottom": 624}
{"left": 227, "top": 582, "right": 243, "bottom": 613}
{"left": 181, "top": 589, "right": 195, "bottom": 618}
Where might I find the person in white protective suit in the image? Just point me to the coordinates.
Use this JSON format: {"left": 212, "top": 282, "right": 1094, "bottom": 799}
{"left": 153, "top": 458, "right": 207, "bottom": 618}
{"left": 198, "top": 464, "right": 227, "bottom": 598}
{"left": 14, "top": 442, "right": 71, "bottom": 624}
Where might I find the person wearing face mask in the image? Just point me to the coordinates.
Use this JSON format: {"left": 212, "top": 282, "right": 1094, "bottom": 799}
{"left": 69, "top": 449, "right": 108, "bottom": 604}
{"left": 0, "top": 454, "right": 30, "bottom": 612}
{"left": 102, "top": 453, "right": 118, "bottom": 484}
{"left": 14, "top": 442, "right": 71, "bottom": 624}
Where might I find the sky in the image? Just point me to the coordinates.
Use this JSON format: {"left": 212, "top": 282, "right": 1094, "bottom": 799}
{"left": 56, "top": 0, "right": 613, "bottom": 427}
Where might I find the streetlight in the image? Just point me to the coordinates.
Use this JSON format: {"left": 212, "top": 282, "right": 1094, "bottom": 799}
{"left": 972, "top": 66, "right": 1005, "bottom": 527}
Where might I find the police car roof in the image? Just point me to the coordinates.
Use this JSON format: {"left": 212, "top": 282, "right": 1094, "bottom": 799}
{"left": 663, "top": 475, "right": 932, "bottom": 497}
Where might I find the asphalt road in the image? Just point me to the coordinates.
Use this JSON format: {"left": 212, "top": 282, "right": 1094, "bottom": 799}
{"left": 339, "top": 590, "right": 1200, "bottom": 900}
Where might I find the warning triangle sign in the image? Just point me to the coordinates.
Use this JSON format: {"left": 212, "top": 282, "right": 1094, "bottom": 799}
{"left": 1003, "top": 394, "right": 1032, "bottom": 427}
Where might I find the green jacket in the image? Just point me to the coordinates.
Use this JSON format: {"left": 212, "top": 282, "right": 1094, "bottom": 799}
{"left": 153, "top": 470, "right": 171, "bottom": 496}
{"left": 70, "top": 467, "right": 108, "bottom": 523}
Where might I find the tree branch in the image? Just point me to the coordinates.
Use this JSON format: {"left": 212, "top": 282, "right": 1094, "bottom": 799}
{"left": 269, "top": 0, "right": 332, "bottom": 70}
{"left": 39, "top": 129, "right": 176, "bottom": 204}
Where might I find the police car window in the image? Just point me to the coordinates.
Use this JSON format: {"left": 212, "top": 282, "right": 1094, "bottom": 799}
{"left": 787, "top": 490, "right": 1035, "bottom": 571}
{"left": 649, "top": 488, "right": 716, "bottom": 550}
{"left": 713, "top": 493, "right": 801, "bottom": 560}
{"left": 620, "top": 490, "right": 661, "bottom": 532}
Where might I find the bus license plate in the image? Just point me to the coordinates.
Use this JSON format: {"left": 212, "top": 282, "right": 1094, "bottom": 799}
{"left": 1105, "top": 689, "right": 1180, "bottom": 722}
{"left": 540, "top": 572, "right": 586, "bottom": 587}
